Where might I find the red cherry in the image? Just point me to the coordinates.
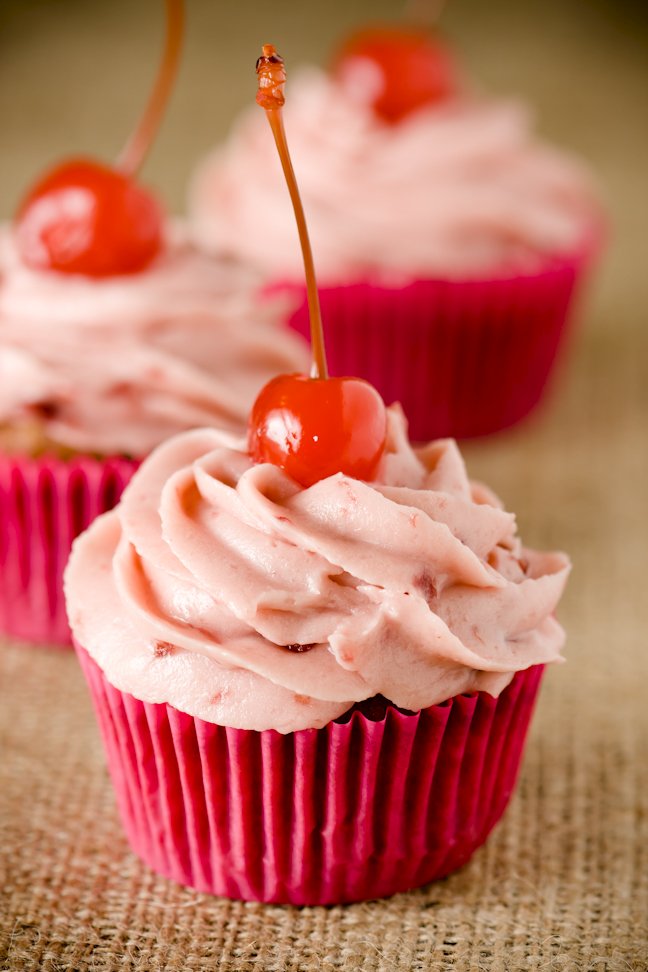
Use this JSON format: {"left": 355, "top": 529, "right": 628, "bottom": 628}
{"left": 253, "top": 49, "right": 387, "bottom": 487}
{"left": 249, "top": 373, "right": 387, "bottom": 488}
{"left": 12, "top": 0, "right": 183, "bottom": 278}
{"left": 333, "top": 25, "right": 457, "bottom": 123}
{"left": 14, "top": 159, "right": 164, "bottom": 277}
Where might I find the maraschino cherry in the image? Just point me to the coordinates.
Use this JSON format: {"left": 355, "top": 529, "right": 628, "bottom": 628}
{"left": 249, "top": 45, "right": 387, "bottom": 488}
{"left": 332, "top": 23, "right": 456, "bottom": 123}
{"left": 14, "top": 0, "right": 184, "bottom": 277}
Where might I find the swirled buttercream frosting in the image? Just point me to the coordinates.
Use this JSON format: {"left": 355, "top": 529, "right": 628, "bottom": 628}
{"left": 65, "top": 406, "right": 570, "bottom": 733}
{"left": 191, "top": 68, "right": 598, "bottom": 283}
{"left": 0, "top": 223, "right": 308, "bottom": 457}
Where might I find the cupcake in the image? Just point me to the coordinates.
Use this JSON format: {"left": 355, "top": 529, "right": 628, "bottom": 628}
{"left": 65, "top": 44, "right": 571, "bottom": 906}
{"left": 191, "top": 26, "right": 603, "bottom": 441}
{"left": 0, "top": 224, "right": 307, "bottom": 646}
{"left": 65, "top": 404, "right": 569, "bottom": 904}
{"left": 0, "top": 5, "right": 307, "bottom": 647}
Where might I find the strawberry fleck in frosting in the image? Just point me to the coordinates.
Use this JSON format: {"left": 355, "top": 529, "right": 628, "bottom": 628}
{"left": 191, "top": 68, "right": 600, "bottom": 284}
{"left": 0, "top": 223, "right": 308, "bottom": 457}
{"left": 65, "top": 405, "right": 570, "bottom": 733}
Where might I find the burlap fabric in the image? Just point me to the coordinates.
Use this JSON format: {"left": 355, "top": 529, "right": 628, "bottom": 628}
{"left": 1, "top": 0, "right": 647, "bottom": 968}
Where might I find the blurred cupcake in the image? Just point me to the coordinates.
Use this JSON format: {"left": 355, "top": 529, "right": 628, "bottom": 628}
{"left": 0, "top": 0, "right": 310, "bottom": 648}
{"left": 0, "top": 223, "right": 307, "bottom": 646}
{"left": 191, "top": 28, "right": 603, "bottom": 441}
{"left": 65, "top": 404, "right": 570, "bottom": 904}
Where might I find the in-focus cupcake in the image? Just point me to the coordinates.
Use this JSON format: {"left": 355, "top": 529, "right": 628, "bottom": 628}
{"left": 191, "top": 24, "right": 604, "bottom": 441}
{"left": 66, "top": 44, "right": 571, "bottom": 906}
{"left": 0, "top": 4, "right": 307, "bottom": 647}
{"left": 66, "top": 404, "right": 569, "bottom": 904}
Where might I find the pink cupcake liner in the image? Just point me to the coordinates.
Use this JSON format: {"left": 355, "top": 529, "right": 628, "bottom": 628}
{"left": 76, "top": 643, "right": 544, "bottom": 905}
{"left": 0, "top": 453, "right": 138, "bottom": 647}
{"left": 278, "top": 242, "right": 597, "bottom": 442}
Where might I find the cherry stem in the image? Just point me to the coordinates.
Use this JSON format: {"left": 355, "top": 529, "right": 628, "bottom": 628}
{"left": 117, "top": 0, "right": 184, "bottom": 177}
{"left": 259, "top": 50, "right": 328, "bottom": 381}
{"left": 265, "top": 110, "right": 327, "bottom": 380}
{"left": 403, "top": 0, "right": 447, "bottom": 27}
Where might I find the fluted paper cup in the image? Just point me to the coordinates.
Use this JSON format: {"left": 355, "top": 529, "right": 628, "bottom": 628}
{"left": 278, "top": 238, "right": 599, "bottom": 442}
{"left": 76, "top": 643, "right": 543, "bottom": 905}
{"left": 0, "top": 453, "right": 137, "bottom": 647}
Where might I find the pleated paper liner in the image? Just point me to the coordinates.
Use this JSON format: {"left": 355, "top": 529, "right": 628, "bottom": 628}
{"left": 0, "top": 453, "right": 138, "bottom": 647}
{"left": 278, "top": 241, "right": 596, "bottom": 443}
{"left": 76, "top": 644, "right": 544, "bottom": 906}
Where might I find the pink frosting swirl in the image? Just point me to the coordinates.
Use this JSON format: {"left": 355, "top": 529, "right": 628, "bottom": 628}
{"left": 0, "top": 223, "right": 308, "bottom": 457}
{"left": 191, "top": 68, "right": 599, "bottom": 283}
{"left": 65, "top": 406, "right": 570, "bottom": 733}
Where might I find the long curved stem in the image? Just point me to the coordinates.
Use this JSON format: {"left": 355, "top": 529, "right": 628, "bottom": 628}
{"left": 266, "top": 107, "right": 328, "bottom": 381}
{"left": 118, "top": 0, "right": 184, "bottom": 176}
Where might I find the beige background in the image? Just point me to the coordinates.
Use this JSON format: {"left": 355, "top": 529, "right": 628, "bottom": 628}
{"left": 1, "top": 0, "right": 647, "bottom": 969}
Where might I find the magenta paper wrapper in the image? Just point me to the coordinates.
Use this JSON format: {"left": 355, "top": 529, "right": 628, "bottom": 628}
{"left": 279, "top": 244, "right": 595, "bottom": 442}
{"left": 0, "top": 452, "right": 138, "bottom": 647}
{"left": 76, "top": 644, "right": 544, "bottom": 906}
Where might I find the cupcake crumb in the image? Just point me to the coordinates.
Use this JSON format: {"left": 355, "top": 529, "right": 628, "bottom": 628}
{"left": 26, "top": 400, "right": 60, "bottom": 419}
{"left": 151, "top": 640, "right": 176, "bottom": 657}
{"left": 414, "top": 572, "right": 437, "bottom": 604}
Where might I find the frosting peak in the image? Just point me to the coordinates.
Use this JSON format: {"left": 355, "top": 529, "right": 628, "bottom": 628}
{"left": 66, "top": 406, "right": 570, "bottom": 732}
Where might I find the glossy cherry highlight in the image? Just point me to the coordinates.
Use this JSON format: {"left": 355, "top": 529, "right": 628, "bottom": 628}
{"left": 13, "top": 0, "right": 183, "bottom": 276}
{"left": 15, "top": 160, "right": 164, "bottom": 277}
{"left": 250, "top": 374, "right": 387, "bottom": 488}
{"left": 333, "top": 25, "right": 456, "bottom": 123}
